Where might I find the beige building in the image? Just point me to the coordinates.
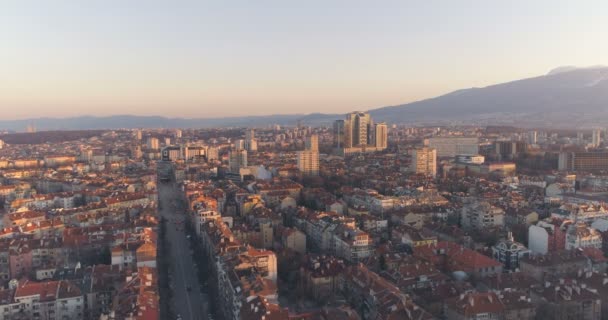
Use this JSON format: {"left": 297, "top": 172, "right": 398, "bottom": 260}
{"left": 374, "top": 122, "right": 388, "bottom": 150}
{"left": 305, "top": 134, "right": 319, "bottom": 151}
{"left": 333, "top": 225, "right": 372, "bottom": 262}
{"left": 559, "top": 151, "right": 608, "bottom": 172}
{"left": 245, "top": 129, "right": 257, "bottom": 152}
{"left": 298, "top": 150, "right": 319, "bottom": 176}
{"left": 427, "top": 137, "right": 478, "bottom": 157}
{"left": 409, "top": 147, "right": 437, "bottom": 177}
{"left": 146, "top": 137, "right": 159, "bottom": 150}
{"left": 565, "top": 222, "right": 602, "bottom": 250}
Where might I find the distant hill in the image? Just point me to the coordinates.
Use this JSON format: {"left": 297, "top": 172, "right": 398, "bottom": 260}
{"left": 0, "top": 114, "right": 338, "bottom": 131}
{"left": 2, "top": 66, "right": 608, "bottom": 130}
{"left": 368, "top": 66, "right": 608, "bottom": 126}
{"left": 0, "top": 130, "right": 106, "bottom": 144}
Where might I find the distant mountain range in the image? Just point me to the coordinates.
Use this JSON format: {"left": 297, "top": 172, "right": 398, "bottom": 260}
{"left": 368, "top": 65, "right": 608, "bottom": 127}
{"left": 0, "top": 114, "right": 337, "bottom": 131}
{"left": 2, "top": 66, "right": 608, "bottom": 131}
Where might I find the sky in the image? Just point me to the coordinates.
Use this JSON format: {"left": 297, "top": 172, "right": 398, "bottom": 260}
{"left": 1, "top": 1, "right": 607, "bottom": 120}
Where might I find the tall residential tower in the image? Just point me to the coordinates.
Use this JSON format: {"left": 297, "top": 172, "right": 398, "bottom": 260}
{"left": 409, "top": 147, "right": 437, "bottom": 177}
{"left": 298, "top": 134, "right": 319, "bottom": 176}
{"left": 333, "top": 112, "right": 387, "bottom": 154}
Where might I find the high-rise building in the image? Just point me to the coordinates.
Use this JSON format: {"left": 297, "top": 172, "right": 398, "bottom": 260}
{"left": 234, "top": 139, "right": 246, "bottom": 150}
{"left": 134, "top": 129, "right": 142, "bottom": 140}
{"left": 592, "top": 129, "right": 602, "bottom": 147}
{"left": 229, "top": 149, "right": 248, "bottom": 173}
{"left": 245, "top": 139, "right": 257, "bottom": 152}
{"left": 206, "top": 146, "right": 219, "bottom": 161}
{"left": 333, "top": 112, "right": 387, "bottom": 154}
{"left": 175, "top": 129, "right": 182, "bottom": 138}
{"left": 244, "top": 129, "right": 257, "bottom": 152}
{"left": 409, "top": 147, "right": 436, "bottom": 177}
{"left": 131, "top": 145, "right": 142, "bottom": 160}
{"left": 347, "top": 112, "right": 371, "bottom": 147}
{"left": 146, "top": 137, "right": 159, "bottom": 150}
{"left": 182, "top": 145, "right": 205, "bottom": 161}
{"left": 333, "top": 120, "right": 346, "bottom": 148}
{"left": 245, "top": 129, "right": 255, "bottom": 141}
{"left": 298, "top": 151, "right": 319, "bottom": 176}
{"left": 26, "top": 123, "right": 36, "bottom": 133}
{"left": 305, "top": 134, "right": 319, "bottom": 152}
{"left": 495, "top": 140, "right": 527, "bottom": 160}
{"left": 367, "top": 118, "right": 375, "bottom": 147}
{"left": 0, "top": 139, "right": 4, "bottom": 150}
{"left": 374, "top": 122, "right": 388, "bottom": 149}
{"left": 299, "top": 134, "right": 320, "bottom": 176}
{"left": 161, "top": 146, "right": 181, "bottom": 161}
{"left": 427, "top": 137, "right": 478, "bottom": 157}
{"left": 526, "top": 131, "right": 538, "bottom": 144}
{"left": 164, "top": 137, "right": 171, "bottom": 146}
{"left": 577, "top": 131, "right": 585, "bottom": 143}
{"left": 558, "top": 151, "right": 608, "bottom": 172}
{"left": 80, "top": 149, "right": 93, "bottom": 163}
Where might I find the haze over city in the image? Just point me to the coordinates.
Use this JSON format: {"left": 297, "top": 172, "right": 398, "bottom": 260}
{"left": 2, "top": 0, "right": 608, "bottom": 120}
{"left": 4, "top": 2, "right": 608, "bottom": 320}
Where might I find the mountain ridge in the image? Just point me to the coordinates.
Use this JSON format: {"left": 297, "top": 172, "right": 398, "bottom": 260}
{"left": 2, "top": 66, "right": 608, "bottom": 130}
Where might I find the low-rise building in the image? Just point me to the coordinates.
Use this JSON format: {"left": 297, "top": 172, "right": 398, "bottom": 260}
{"left": 565, "top": 221, "right": 602, "bottom": 250}
{"left": 492, "top": 232, "right": 530, "bottom": 271}
{"left": 530, "top": 280, "right": 601, "bottom": 320}
{"left": 298, "top": 255, "right": 345, "bottom": 302}
{"left": 0, "top": 280, "right": 85, "bottom": 320}
{"left": 519, "top": 250, "right": 589, "bottom": 281}
{"left": 280, "top": 227, "right": 306, "bottom": 254}
{"left": 444, "top": 292, "right": 504, "bottom": 320}
{"left": 461, "top": 201, "right": 505, "bottom": 230}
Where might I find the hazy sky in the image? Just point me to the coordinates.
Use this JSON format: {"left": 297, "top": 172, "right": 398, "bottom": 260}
{"left": 1, "top": 1, "right": 607, "bottom": 119}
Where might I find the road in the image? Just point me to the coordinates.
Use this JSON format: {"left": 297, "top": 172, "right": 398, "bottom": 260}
{"left": 158, "top": 182, "right": 208, "bottom": 320}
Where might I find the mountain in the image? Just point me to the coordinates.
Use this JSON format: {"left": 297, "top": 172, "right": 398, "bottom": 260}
{"left": 2, "top": 66, "right": 608, "bottom": 130}
{"left": 0, "top": 114, "right": 339, "bottom": 131}
{"left": 368, "top": 66, "right": 608, "bottom": 126}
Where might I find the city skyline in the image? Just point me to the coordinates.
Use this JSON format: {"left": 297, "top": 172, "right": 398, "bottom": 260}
{"left": 2, "top": 1, "right": 608, "bottom": 120}
{"left": 3, "top": 2, "right": 608, "bottom": 320}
